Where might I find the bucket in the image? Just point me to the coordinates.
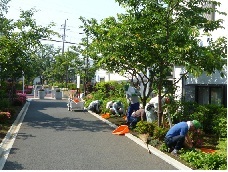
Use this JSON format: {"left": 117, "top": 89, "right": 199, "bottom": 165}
{"left": 112, "top": 125, "right": 129, "bottom": 135}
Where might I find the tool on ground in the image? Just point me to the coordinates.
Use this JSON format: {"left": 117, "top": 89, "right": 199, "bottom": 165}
{"left": 112, "top": 125, "right": 129, "bottom": 135}
{"left": 138, "top": 133, "right": 151, "bottom": 154}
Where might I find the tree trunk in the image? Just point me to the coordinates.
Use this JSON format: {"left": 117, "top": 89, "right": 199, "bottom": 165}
{"left": 157, "top": 83, "right": 163, "bottom": 127}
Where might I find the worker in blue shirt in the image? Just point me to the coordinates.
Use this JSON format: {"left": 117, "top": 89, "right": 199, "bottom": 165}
{"left": 164, "top": 120, "right": 202, "bottom": 156}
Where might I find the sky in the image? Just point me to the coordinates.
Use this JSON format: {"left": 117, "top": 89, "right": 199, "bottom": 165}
{"left": 5, "top": 0, "right": 126, "bottom": 49}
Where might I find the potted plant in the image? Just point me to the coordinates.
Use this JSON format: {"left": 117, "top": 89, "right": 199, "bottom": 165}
{"left": 55, "top": 88, "right": 62, "bottom": 100}
{"left": 38, "top": 88, "right": 45, "bottom": 99}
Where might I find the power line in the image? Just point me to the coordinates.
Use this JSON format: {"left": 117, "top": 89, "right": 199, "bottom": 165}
{"left": 40, "top": 38, "right": 78, "bottom": 45}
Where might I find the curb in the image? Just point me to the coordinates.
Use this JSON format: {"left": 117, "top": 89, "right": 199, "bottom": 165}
{"left": 88, "top": 110, "right": 192, "bottom": 170}
{"left": 0, "top": 101, "right": 30, "bottom": 170}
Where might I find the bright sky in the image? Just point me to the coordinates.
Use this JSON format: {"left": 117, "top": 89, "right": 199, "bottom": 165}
{"left": 6, "top": 0, "right": 126, "bottom": 49}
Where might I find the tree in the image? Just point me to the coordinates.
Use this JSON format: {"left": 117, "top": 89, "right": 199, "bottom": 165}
{"left": 0, "top": 7, "right": 57, "bottom": 84}
{"left": 32, "top": 44, "right": 61, "bottom": 85}
{"left": 51, "top": 46, "right": 84, "bottom": 87}
{"left": 79, "top": 0, "right": 227, "bottom": 126}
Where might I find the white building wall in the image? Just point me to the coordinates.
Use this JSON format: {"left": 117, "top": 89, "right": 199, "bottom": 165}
{"left": 186, "top": 66, "right": 227, "bottom": 85}
{"left": 173, "top": 66, "right": 186, "bottom": 100}
{"left": 95, "top": 69, "right": 129, "bottom": 82}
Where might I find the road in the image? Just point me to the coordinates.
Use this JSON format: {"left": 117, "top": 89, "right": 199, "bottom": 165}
{"left": 1, "top": 98, "right": 187, "bottom": 170}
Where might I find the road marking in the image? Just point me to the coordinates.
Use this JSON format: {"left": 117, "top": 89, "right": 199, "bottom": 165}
{"left": 0, "top": 101, "right": 30, "bottom": 170}
{"left": 88, "top": 110, "right": 192, "bottom": 170}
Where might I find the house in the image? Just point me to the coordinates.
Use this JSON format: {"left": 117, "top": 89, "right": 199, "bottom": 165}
{"left": 94, "top": 69, "right": 129, "bottom": 83}
{"left": 172, "top": 0, "right": 227, "bottom": 107}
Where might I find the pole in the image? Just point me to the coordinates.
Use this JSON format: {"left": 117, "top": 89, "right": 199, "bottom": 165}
{"left": 62, "top": 19, "right": 68, "bottom": 88}
{"left": 79, "top": 32, "right": 88, "bottom": 96}
{"left": 62, "top": 19, "right": 67, "bottom": 55}
{"left": 85, "top": 33, "right": 89, "bottom": 96}
{"left": 22, "top": 70, "right": 24, "bottom": 94}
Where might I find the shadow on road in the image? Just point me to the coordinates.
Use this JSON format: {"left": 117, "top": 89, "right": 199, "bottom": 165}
{"left": 22, "top": 100, "right": 114, "bottom": 133}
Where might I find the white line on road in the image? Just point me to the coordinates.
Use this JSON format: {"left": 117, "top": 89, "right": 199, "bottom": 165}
{"left": 88, "top": 110, "right": 192, "bottom": 170}
{"left": 0, "top": 101, "right": 30, "bottom": 170}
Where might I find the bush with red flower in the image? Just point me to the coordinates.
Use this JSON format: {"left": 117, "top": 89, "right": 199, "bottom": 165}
{"left": 0, "top": 111, "right": 11, "bottom": 123}
{"left": 12, "top": 93, "right": 27, "bottom": 106}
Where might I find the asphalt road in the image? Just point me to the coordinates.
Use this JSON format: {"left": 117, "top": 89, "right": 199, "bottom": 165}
{"left": 3, "top": 99, "right": 177, "bottom": 170}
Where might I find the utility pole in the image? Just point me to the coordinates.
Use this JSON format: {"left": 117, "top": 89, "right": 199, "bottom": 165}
{"left": 61, "top": 19, "right": 68, "bottom": 88}
{"left": 62, "top": 19, "right": 67, "bottom": 55}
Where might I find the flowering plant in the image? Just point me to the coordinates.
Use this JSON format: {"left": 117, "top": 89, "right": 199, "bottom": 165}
{"left": 0, "top": 111, "right": 11, "bottom": 120}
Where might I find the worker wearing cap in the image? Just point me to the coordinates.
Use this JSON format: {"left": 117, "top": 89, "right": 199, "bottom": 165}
{"left": 124, "top": 83, "right": 141, "bottom": 124}
{"left": 164, "top": 120, "right": 202, "bottom": 156}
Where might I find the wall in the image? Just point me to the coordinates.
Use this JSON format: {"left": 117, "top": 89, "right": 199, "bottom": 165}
{"left": 95, "top": 69, "right": 129, "bottom": 82}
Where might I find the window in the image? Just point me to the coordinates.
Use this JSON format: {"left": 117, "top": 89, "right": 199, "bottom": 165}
{"left": 198, "top": 87, "right": 209, "bottom": 105}
{"left": 99, "top": 78, "right": 105, "bottom": 82}
{"left": 196, "top": 85, "right": 226, "bottom": 107}
{"left": 211, "top": 87, "right": 222, "bottom": 105}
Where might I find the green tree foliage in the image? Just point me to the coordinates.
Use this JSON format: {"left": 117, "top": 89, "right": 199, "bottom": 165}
{"left": 80, "top": 0, "right": 227, "bottom": 126}
{"left": 52, "top": 46, "right": 84, "bottom": 86}
{"left": 0, "top": 6, "right": 57, "bottom": 83}
{"left": 27, "top": 44, "right": 61, "bottom": 85}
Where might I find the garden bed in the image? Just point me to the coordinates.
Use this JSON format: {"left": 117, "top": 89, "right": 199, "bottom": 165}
{"left": 104, "top": 115, "right": 226, "bottom": 170}
{"left": 0, "top": 106, "right": 23, "bottom": 143}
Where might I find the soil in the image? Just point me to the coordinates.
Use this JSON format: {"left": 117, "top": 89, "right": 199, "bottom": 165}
{"left": 106, "top": 115, "right": 127, "bottom": 126}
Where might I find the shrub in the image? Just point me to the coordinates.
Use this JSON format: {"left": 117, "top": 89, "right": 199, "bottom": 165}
{"left": 0, "top": 111, "right": 11, "bottom": 123}
{"left": 0, "top": 99, "right": 11, "bottom": 109}
{"left": 134, "top": 121, "right": 155, "bottom": 135}
{"left": 180, "top": 150, "right": 227, "bottom": 170}
{"left": 159, "top": 142, "right": 169, "bottom": 152}
{"left": 170, "top": 102, "right": 227, "bottom": 137}
{"left": 68, "top": 83, "right": 77, "bottom": 90}
{"left": 152, "top": 124, "right": 169, "bottom": 141}
{"left": 84, "top": 81, "right": 129, "bottom": 112}
{"left": 216, "top": 138, "right": 227, "bottom": 157}
{"left": 12, "top": 93, "right": 26, "bottom": 106}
